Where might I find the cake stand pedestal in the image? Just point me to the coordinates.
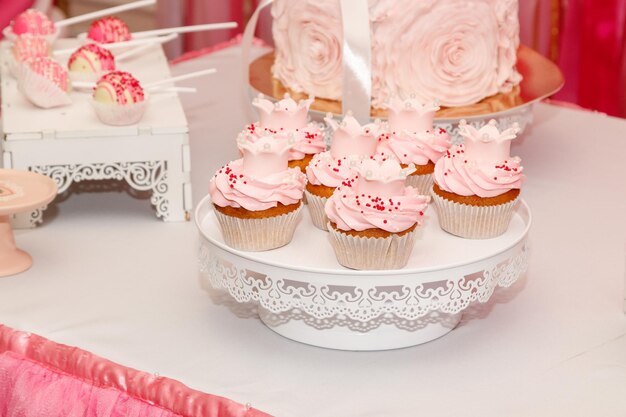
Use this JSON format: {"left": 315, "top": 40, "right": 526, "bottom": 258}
{"left": 195, "top": 195, "right": 532, "bottom": 351}
{"left": 0, "top": 169, "right": 57, "bottom": 277}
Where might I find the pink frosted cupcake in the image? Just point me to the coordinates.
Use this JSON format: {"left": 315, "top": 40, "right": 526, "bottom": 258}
{"left": 87, "top": 17, "right": 132, "bottom": 43}
{"left": 431, "top": 120, "right": 524, "bottom": 239}
{"left": 304, "top": 114, "right": 381, "bottom": 230}
{"left": 377, "top": 97, "right": 451, "bottom": 194}
{"left": 9, "top": 35, "right": 51, "bottom": 78}
{"left": 92, "top": 71, "right": 146, "bottom": 125}
{"left": 210, "top": 135, "right": 306, "bottom": 251}
{"left": 3, "top": 9, "right": 58, "bottom": 43}
{"left": 68, "top": 44, "right": 116, "bottom": 82}
{"left": 18, "top": 57, "right": 71, "bottom": 108}
{"left": 325, "top": 157, "right": 430, "bottom": 270}
{"left": 245, "top": 94, "right": 326, "bottom": 172}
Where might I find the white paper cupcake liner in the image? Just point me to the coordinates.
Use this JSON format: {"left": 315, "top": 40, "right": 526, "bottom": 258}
{"left": 91, "top": 98, "right": 148, "bottom": 126}
{"left": 430, "top": 188, "right": 520, "bottom": 239}
{"left": 327, "top": 224, "right": 417, "bottom": 270}
{"left": 304, "top": 190, "right": 329, "bottom": 231}
{"left": 17, "top": 66, "right": 71, "bottom": 109}
{"left": 405, "top": 173, "right": 433, "bottom": 196}
{"left": 8, "top": 55, "right": 24, "bottom": 79}
{"left": 214, "top": 205, "right": 303, "bottom": 251}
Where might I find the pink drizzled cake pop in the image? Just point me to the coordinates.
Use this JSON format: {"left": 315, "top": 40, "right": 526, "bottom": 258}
{"left": 10, "top": 35, "right": 51, "bottom": 77}
{"left": 18, "top": 57, "right": 71, "bottom": 108}
{"left": 92, "top": 71, "right": 147, "bottom": 125}
{"left": 10, "top": 9, "right": 55, "bottom": 36}
{"left": 68, "top": 44, "right": 115, "bottom": 80}
{"left": 87, "top": 17, "right": 131, "bottom": 43}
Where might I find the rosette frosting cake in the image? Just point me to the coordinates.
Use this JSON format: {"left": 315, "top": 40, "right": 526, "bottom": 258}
{"left": 271, "top": 0, "right": 521, "bottom": 109}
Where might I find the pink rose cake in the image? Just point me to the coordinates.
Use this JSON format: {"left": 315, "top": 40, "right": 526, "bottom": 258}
{"left": 431, "top": 119, "right": 524, "bottom": 238}
{"left": 271, "top": 0, "right": 521, "bottom": 109}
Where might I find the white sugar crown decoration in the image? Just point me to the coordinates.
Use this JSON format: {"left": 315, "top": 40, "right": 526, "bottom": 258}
{"left": 325, "top": 112, "right": 381, "bottom": 159}
{"left": 252, "top": 93, "right": 313, "bottom": 131}
{"left": 459, "top": 119, "right": 520, "bottom": 163}
{"left": 355, "top": 156, "right": 415, "bottom": 198}
{"left": 386, "top": 96, "right": 440, "bottom": 133}
{"left": 238, "top": 134, "right": 292, "bottom": 178}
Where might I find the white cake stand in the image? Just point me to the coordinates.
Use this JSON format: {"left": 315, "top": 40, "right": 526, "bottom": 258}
{"left": 196, "top": 196, "right": 531, "bottom": 351}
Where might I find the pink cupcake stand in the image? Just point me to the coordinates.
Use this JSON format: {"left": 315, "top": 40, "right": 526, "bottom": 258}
{"left": 0, "top": 169, "right": 57, "bottom": 277}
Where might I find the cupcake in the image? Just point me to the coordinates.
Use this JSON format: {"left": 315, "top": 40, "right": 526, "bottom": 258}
{"left": 247, "top": 94, "right": 326, "bottom": 172}
{"left": 18, "top": 57, "right": 71, "bottom": 108}
{"left": 209, "top": 134, "right": 306, "bottom": 251}
{"left": 431, "top": 119, "right": 524, "bottom": 239}
{"left": 377, "top": 97, "right": 451, "bottom": 194}
{"left": 87, "top": 17, "right": 132, "bottom": 43}
{"left": 92, "top": 71, "right": 146, "bottom": 125}
{"left": 305, "top": 113, "right": 381, "bottom": 230}
{"left": 68, "top": 43, "right": 116, "bottom": 82}
{"left": 9, "top": 35, "right": 51, "bottom": 78}
{"left": 3, "top": 9, "right": 58, "bottom": 43}
{"left": 325, "top": 156, "right": 430, "bottom": 270}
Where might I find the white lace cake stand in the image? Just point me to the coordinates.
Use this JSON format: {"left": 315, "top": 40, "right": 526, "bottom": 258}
{"left": 196, "top": 196, "right": 531, "bottom": 351}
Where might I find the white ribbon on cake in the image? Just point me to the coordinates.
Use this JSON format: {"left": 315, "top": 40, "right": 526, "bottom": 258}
{"left": 241, "top": 0, "right": 373, "bottom": 123}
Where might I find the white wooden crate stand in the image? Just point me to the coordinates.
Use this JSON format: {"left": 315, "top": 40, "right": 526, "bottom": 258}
{"left": 0, "top": 39, "right": 192, "bottom": 228}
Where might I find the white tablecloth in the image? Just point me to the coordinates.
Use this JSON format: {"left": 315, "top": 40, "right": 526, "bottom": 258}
{"left": 1, "top": 46, "right": 625, "bottom": 417}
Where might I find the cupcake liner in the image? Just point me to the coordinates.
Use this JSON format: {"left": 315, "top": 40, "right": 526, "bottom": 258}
{"left": 91, "top": 97, "right": 148, "bottom": 126}
{"left": 214, "top": 205, "right": 303, "bottom": 251}
{"left": 405, "top": 173, "right": 433, "bottom": 196}
{"left": 304, "top": 190, "right": 329, "bottom": 231}
{"left": 430, "top": 188, "right": 520, "bottom": 239}
{"left": 8, "top": 54, "right": 24, "bottom": 79}
{"left": 327, "top": 225, "right": 417, "bottom": 270}
{"left": 17, "top": 65, "right": 71, "bottom": 109}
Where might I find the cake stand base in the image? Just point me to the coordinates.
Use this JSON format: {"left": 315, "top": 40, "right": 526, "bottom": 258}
{"left": 0, "top": 249, "right": 32, "bottom": 277}
{"left": 258, "top": 308, "right": 462, "bottom": 351}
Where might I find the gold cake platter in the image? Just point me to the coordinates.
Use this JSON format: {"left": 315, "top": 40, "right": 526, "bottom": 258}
{"left": 249, "top": 45, "right": 564, "bottom": 121}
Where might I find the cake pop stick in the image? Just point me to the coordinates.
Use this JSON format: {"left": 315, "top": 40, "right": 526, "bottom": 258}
{"left": 144, "top": 68, "right": 217, "bottom": 91}
{"left": 53, "top": 35, "right": 177, "bottom": 57}
{"left": 55, "top": 0, "right": 156, "bottom": 28}
{"left": 129, "top": 22, "right": 237, "bottom": 39}
{"left": 115, "top": 33, "right": 178, "bottom": 61}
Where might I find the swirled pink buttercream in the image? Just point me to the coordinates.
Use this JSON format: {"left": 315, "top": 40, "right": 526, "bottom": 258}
{"left": 325, "top": 157, "right": 429, "bottom": 232}
{"left": 325, "top": 182, "right": 429, "bottom": 233}
{"left": 306, "top": 152, "right": 359, "bottom": 187}
{"left": 210, "top": 159, "right": 306, "bottom": 211}
{"left": 434, "top": 119, "right": 524, "bottom": 197}
{"left": 271, "top": 0, "right": 521, "bottom": 108}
